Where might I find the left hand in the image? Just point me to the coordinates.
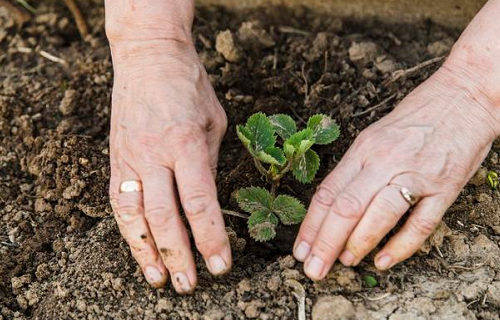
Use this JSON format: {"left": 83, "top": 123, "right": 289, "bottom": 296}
{"left": 293, "top": 64, "right": 500, "bottom": 280}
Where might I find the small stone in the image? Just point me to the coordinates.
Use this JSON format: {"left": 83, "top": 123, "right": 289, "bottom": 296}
{"left": 216, "top": 30, "right": 241, "bottom": 63}
{"left": 374, "top": 57, "right": 397, "bottom": 73}
{"left": 11, "top": 274, "right": 32, "bottom": 290}
{"left": 266, "top": 275, "right": 281, "bottom": 291}
{"left": 245, "top": 300, "right": 264, "bottom": 319}
{"left": 202, "top": 308, "right": 225, "bottom": 320}
{"left": 427, "top": 38, "right": 454, "bottom": 57}
{"left": 490, "top": 152, "right": 498, "bottom": 165}
{"left": 78, "top": 157, "right": 89, "bottom": 166}
{"left": 156, "top": 298, "right": 174, "bottom": 312}
{"left": 487, "top": 282, "right": 500, "bottom": 307}
{"left": 475, "top": 193, "right": 492, "bottom": 203}
{"left": 469, "top": 166, "right": 488, "bottom": 187}
{"left": 238, "top": 21, "right": 275, "bottom": 48}
{"left": 312, "top": 296, "right": 355, "bottom": 320}
{"left": 76, "top": 299, "right": 87, "bottom": 312}
{"left": 348, "top": 42, "right": 378, "bottom": 64}
{"left": 282, "top": 268, "right": 301, "bottom": 280}
{"left": 237, "top": 279, "right": 251, "bottom": 295}
{"left": 279, "top": 255, "right": 296, "bottom": 269}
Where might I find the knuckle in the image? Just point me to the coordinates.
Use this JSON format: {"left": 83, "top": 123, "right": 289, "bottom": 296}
{"left": 182, "top": 191, "right": 214, "bottom": 217}
{"left": 314, "top": 186, "right": 337, "bottom": 207}
{"left": 144, "top": 205, "right": 176, "bottom": 227}
{"left": 300, "top": 222, "right": 320, "bottom": 239}
{"left": 409, "top": 216, "right": 439, "bottom": 236}
{"left": 116, "top": 201, "right": 142, "bottom": 218}
{"left": 373, "top": 196, "right": 404, "bottom": 220}
{"left": 333, "top": 193, "right": 363, "bottom": 219}
{"left": 314, "top": 237, "right": 338, "bottom": 255}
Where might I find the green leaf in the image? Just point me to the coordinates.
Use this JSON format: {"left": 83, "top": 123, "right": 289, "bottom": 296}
{"left": 292, "top": 149, "right": 320, "bottom": 183}
{"left": 257, "top": 146, "right": 286, "bottom": 166}
{"left": 284, "top": 129, "right": 315, "bottom": 157}
{"left": 245, "top": 112, "right": 276, "bottom": 152}
{"left": 249, "top": 221, "right": 277, "bottom": 242}
{"left": 235, "top": 187, "right": 273, "bottom": 214}
{"left": 273, "top": 195, "right": 306, "bottom": 225}
{"left": 307, "top": 114, "right": 340, "bottom": 145}
{"left": 269, "top": 114, "right": 297, "bottom": 140}
{"left": 247, "top": 210, "right": 279, "bottom": 228}
{"left": 362, "top": 275, "right": 378, "bottom": 288}
{"left": 487, "top": 171, "right": 499, "bottom": 189}
{"left": 236, "top": 125, "right": 254, "bottom": 153}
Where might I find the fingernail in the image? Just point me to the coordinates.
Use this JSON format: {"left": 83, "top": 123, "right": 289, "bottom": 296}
{"left": 173, "top": 272, "right": 192, "bottom": 293}
{"left": 376, "top": 254, "right": 393, "bottom": 270}
{"left": 145, "top": 266, "right": 163, "bottom": 284}
{"left": 294, "top": 241, "right": 311, "bottom": 261}
{"left": 305, "top": 256, "right": 325, "bottom": 279}
{"left": 339, "top": 250, "right": 355, "bottom": 266}
{"left": 208, "top": 255, "right": 227, "bottom": 275}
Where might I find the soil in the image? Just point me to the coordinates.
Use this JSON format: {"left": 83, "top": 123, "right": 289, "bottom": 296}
{"left": 1, "top": 2, "right": 500, "bottom": 320}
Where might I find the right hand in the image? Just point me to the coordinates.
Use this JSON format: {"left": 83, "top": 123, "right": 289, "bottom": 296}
{"left": 107, "top": 36, "right": 231, "bottom": 293}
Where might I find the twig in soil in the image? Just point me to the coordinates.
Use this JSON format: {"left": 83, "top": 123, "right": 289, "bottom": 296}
{"left": 285, "top": 279, "right": 306, "bottom": 320}
{"left": 272, "top": 48, "right": 278, "bottom": 70}
{"left": 356, "top": 292, "right": 391, "bottom": 301}
{"left": 287, "top": 104, "right": 306, "bottom": 125}
{"left": 1, "top": 241, "right": 19, "bottom": 248}
{"left": 353, "top": 93, "right": 397, "bottom": 117}
{"left": 62, "top": 0, "right": 89, "bottom": 39}
{"left": 467, "top": 298, "right": 480, "bottom": 308}
{"left": 17, "top": 47, "right": 68, "bottom": 66}
{"left": 383, "top": 56, "right": 445, "bottom": 86}
{"left": 446, "top": 262, "right": 485, "bottom": 271}
{"left": 0, "top": 0, "right": 31, "bottom": 25}
{"left": 482, "top": 292, "right": 488, "bottom": 306}
{"left": 221, "top": 209, "right": 248, "bottom": 219}
{"left": 278, "top": 26, "right": 311, "bottom": 36}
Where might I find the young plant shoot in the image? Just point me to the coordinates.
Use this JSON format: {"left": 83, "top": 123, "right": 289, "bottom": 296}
{"left": 235, "top": 112, "right": 340, "bottom": 241}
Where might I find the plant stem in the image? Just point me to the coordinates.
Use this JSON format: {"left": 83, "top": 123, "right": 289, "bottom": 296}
{"left": 253, "top": 157, "right": 271, "bottom": 181}
{"left": 221, "top": 209, "right": 248, "bottom": 219}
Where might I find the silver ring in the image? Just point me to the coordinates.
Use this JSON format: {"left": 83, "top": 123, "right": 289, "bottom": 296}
{"left": 400, "top": 187, "right": 418, "bottom": 206}
{"left": 119, "top": 180, "right": 143, "bottom": 193}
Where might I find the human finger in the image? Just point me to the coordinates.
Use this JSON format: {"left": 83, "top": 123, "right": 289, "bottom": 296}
{"left": 174, "top": 136, "right": 231, "bottom": 276}
{"left": 293, "top": 157, "right": 362, "bottom": 262}
{"left": 141, "top": 166, "right": 197, "bottom": 294}
{"left": 374, "top": 196, "right": 449, "bottom": 270}
{"left": 339, "top": 184, "right": 410, "bottom": 266}
{"left": 114, "top": 161, "right": 168, "bottom": 288}
{"left": 304, "top": 168, "right": 388, "bottom": 280}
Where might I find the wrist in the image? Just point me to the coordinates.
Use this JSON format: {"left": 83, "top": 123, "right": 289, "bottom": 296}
{"left": 437, "top": 58, "right": 500, "bottom": 140}
{"left": 104, "top": 0, "right": 194, "bottom": 46}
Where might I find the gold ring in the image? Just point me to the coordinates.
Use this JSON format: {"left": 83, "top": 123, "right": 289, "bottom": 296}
{"left": 400, "top": 187, "right": 418, "bottom": 206}
{"left": 119, "top": 180, "right": 143, "bottom": 193}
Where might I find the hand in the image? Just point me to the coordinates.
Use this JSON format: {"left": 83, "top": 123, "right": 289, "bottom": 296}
{"left": 293, "top": 65, "right": 500, "bottom": 280}
{"left": 107, "top": 38, "right": 230, "bottom": 293}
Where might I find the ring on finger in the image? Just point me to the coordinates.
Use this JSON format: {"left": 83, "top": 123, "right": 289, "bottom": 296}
{"left": 399, "top": 187, "right": 418, "bottom": 206}
{"left": 119, "top": 180, "right": 143, "bottom": 193}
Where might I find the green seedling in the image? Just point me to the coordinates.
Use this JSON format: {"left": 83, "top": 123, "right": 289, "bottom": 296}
{"left": 362, "top": 275, "right": 378, "bottom": 288}
{"left": 235, "top": 112, "right": 340, "bottom": 241}
{"left": 487, "top": 171, "right": 499, "bottom": 190}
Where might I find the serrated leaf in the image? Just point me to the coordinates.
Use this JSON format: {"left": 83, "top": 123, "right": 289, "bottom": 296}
{"left": 307, "top": 114, "right": 340, "bottom": 145}
{"left": 235, "top": 187, "right": 273, "bottom": 214}
{"left": 245, "top": 112, "right": 276, "bottom": 152}
{"left": 236, "top": 125, "right": 254, "bottom": 154}
{"left": 292, "top": 149, "right": 320, "bottom": 183}
{"left": 257, "top": 146, "right": 286, "bottom": 166}
{"left": 247, "top": 210, "right": 279, "bottom": 228}
{"left": 249, "top": 221, "right": 277, "bottom": 242}
{"left": 284, "top": 129, "right": 315, "bottom": 157}
{"left": 273, "top": 195, "right": 306, "bottom": 225}
{"left": 269, "top": 114, "right": 297, "bottom": 140}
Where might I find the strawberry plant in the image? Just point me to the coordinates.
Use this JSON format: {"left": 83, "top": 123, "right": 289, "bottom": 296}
{"left": 234, "top": 112, "right": 340, "bottom": 241}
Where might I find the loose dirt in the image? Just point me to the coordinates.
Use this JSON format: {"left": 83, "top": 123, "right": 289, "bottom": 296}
{"left": 1, "top": 2, "right": 499, "bottom": 320}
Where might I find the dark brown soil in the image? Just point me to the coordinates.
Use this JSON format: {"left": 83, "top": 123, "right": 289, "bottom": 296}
{"left": 1, "top": 2, "right": 499, "bottom": 320}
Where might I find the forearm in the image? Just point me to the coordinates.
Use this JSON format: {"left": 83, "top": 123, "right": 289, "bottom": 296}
{"left": 104, "top": 0, "right": 195, "bottom": 63}
{"left": 444, "top": 0, "right": 500, "bottom": 137}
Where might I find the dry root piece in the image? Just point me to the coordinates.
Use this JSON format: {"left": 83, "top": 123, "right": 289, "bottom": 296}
{"left": 62, "top": 0, "right": 88, "bottom": 39}
{"left": 285, "top": 279, "right": 306, "bottom": 320}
